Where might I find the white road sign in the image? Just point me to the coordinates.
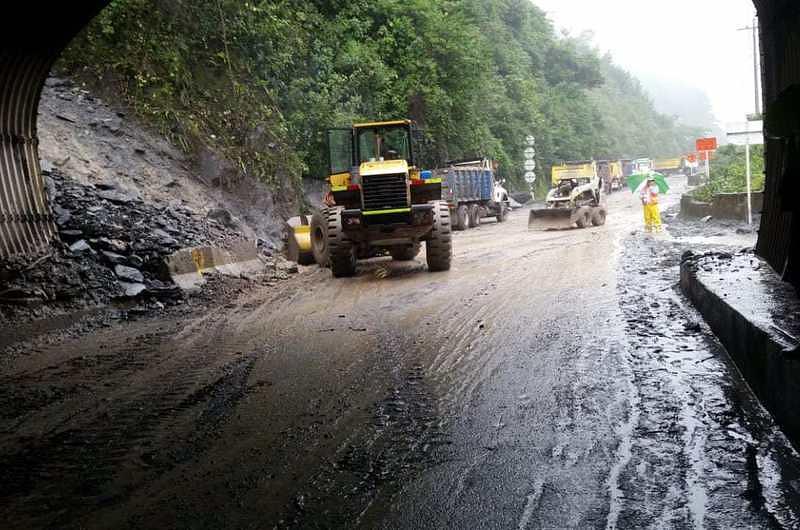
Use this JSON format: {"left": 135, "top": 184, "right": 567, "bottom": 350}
{"left": 524, "top": 171, "right": 536, "bottom": 183}
{"left": 526, "top": 135, "right": 535, "bottom": 146}
{"left": 524, "top": 147, "right": 536, "bottom": 158}
{"left": 524, "top": 160, "right": 536, "bottom": 171}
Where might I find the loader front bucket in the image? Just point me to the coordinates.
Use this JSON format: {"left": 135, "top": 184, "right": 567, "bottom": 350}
{"left": 528, "top": 208, "right": 575, "bottom": 231}
{"left": 285, "top": 215, "right": 315, "bottom": 265}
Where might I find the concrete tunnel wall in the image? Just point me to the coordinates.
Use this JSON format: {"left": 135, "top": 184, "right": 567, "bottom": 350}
{"left": 0, "top": 1, "right": 797, "bottom": 289}
{"left": 755, "top": 0, "right": 800, "bottom": 287}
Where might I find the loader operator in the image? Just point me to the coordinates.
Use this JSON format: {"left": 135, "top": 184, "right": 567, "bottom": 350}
{"left": 640, "top": 177, "right": 662, "bottom": 232}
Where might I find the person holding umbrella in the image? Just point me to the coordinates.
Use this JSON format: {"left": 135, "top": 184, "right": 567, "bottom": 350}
{"left": 640, "top": 176, "right": 662, "bottom": 232}
{"left": 627, "top": 171, "right": 669, "bottom": 233}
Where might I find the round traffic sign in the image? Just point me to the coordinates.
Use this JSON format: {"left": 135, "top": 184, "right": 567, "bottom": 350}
{"left": 524, "top": 147, "right": 536, "bottom": 158}
{"left": 524, "top": 171, "right": 536, "bottom": 183}
{"left": 524, "top": 160, "right": 536, "bottom": 171}
{"left": 525, "top": 135, "right": 535, "bottom": 146}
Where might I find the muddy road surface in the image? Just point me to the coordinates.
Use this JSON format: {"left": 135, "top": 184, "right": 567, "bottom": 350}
{"left": 3, "top": 179, "right": 800, "bottom": 528}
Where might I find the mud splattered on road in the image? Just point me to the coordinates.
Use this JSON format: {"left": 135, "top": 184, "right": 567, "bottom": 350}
{"left": 2, "top": 177, "right": 800, "bottom": 528}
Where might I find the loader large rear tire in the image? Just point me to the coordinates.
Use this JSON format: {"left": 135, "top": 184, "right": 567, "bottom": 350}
{"left": 454, "top": 205, "right": 468, "bottom": 231}
{"left": 327, "top": 207, "right": 357, "bottom": 277}
{"left": 426, "top": 201, "right": 452, "bottom": 272}
{"left": 575, "top": 206, "right": 592, "bottom": 228}
{"left": 311, "top": 209, "right": 329, "bottom": 267}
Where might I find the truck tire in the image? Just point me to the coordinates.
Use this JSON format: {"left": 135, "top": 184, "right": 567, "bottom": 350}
{"left": 426, "top": 201, "right": 452, "bottom": 272}
{"left": 390, "top": 243, "right": 421, "bottom": 261}
{"left": 311, "top": 209, "right": 329, "bottom": 267}
{"left": 454, "top": 205, "right": 468, "bottom": 231}
{"left": 575, "top": 206, "right": 592, "bottom": 228}
{"left": 468, "top": 204, "right": 481, "bottom": 228}
{"left": 327, "top": 206, "right": 357, "bottom": 277}
{"left": 591, "top": 207, "right": 607, "bottom": 226}
{"left": 496, "top": 203, "right": 507, "bottom": 223}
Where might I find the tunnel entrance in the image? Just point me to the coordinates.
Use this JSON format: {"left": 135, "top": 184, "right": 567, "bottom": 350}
{"left": 0, "top": 0, "right": 798, "bottom": 287}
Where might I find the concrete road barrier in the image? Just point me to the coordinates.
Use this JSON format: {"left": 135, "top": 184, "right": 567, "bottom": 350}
{"left": 166, "top": 240, "right": 264, "bottom": 291}
{"left": 681, "top": 251, "right": 800, "bottom": 444}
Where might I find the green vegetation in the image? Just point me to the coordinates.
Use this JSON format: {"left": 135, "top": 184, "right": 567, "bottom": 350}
{"left": 59, "top": 0, "right": 700, "bottom": 198}
{"left": 691, "top": 144, "right": 765, "bottom": 202}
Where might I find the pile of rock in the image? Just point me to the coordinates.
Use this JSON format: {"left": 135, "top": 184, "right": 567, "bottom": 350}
{"left": 1, "top": 169, "right": 273, "bottom": 317}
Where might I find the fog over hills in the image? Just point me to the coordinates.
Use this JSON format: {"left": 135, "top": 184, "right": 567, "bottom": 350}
{"left": 637, "top": 73, "right": 720, "bottom": 136}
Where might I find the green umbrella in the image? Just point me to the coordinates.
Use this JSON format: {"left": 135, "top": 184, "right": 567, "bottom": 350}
{"left": 627, "top": 172, "right": 669, "bottom": 194}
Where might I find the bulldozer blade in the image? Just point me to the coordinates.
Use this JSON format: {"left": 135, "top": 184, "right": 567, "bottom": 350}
{"left": 528, "top": 208, "right": 574, "bottom": 231}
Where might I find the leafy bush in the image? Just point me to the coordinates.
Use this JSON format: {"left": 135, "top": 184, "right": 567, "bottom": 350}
{"left": 691, "top": 144, "right": 765, "bottom": 202}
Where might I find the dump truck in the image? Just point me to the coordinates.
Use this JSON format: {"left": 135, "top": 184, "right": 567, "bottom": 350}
{"left": 632, "top": 158, "right": 653, "bottom": 174}
{"left": 296, "top": 119, "right": 451, "bottom": 277}
{"left": 440, "top": 158, "right": 510, "bottom": 230}
{"left": 597, "top": 160, "right": 624, "bottom": 194}
{"left": 529, "top": 160, "right": 606, "bottom": 230}
{"left": 653, "top": 157, "right": 687, "bottom": 176}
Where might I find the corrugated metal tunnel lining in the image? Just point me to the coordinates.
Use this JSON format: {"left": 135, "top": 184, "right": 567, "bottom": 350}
{"left": 0, "top": 51, "right": 55, "bottom": 256}
{"left": 0, "top": 1, "right": 797, "bottom": 289}
{"left": 0, "top": 2, "right": 109, "bottom": 258}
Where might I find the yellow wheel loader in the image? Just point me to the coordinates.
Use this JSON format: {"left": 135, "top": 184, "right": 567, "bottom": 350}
{"left": 529, "top": 160, "right": 607, "bottom": 230}
{"left": 287, "top": 119, "right": 451, "bottom": 276}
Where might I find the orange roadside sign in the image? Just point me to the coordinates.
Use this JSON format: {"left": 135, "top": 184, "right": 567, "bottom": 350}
{"left": 687, "top": 153, "right": 697, "bottom": 163}
{"left": 696, "top": 137, "right": 717, "bottom": 152}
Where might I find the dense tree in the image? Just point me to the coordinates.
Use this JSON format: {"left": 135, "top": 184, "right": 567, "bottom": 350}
{"left": 60, "top": 0, "right": 698, "bottom": 199}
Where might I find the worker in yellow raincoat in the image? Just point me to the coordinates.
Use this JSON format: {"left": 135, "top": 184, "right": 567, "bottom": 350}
{"left": 640, "top": 177, "right": 662, "bottom": 232}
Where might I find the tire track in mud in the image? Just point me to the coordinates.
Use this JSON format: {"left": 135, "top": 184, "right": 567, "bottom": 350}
{"left": 0, "top": 309, "right": 270, "bottom": 528}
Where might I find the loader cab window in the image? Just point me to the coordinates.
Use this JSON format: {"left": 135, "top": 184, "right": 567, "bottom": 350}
{"left": 357, "top": 126, "right": 412, "bottom": 164}
{"left": 327, "top": 128, "right": 354, "bottom": 175}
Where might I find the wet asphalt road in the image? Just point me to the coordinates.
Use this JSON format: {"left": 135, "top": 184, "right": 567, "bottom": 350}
{"left": 3, "top": 177, "right": 800, "bottom": 528}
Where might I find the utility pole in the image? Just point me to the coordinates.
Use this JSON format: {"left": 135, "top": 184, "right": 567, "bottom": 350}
{"left": 738, "top": 15, "right": 760, "bottom": 225}
{"left": 738, "top": 17, "right": 761, "bottom": 117}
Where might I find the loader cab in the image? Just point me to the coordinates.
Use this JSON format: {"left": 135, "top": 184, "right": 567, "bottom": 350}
{"left": 327, "top": 120, "right": 416, "bottom": 176}
{"left": 326, "top": 120, "right": 431, "bottom": 212}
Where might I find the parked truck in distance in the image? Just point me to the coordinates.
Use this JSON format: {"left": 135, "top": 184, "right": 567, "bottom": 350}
{"left": 653, "top": 157, "right": 688, "bottom": 176}
{"left": 439, "top": 158, "right": 510, "bottom": 230}
{"left": 632, "top": 158, "right": 654, "bottom": 175}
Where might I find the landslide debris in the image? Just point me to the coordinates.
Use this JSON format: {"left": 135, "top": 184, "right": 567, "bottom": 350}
{"left": 0, "top": 169, "right": 290, "bottom": 323}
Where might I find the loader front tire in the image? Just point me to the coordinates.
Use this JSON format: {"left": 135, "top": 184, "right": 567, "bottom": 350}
{"left": 575, "top": 206, "right": 592, "bottom": 228}
{"left": 426, "top": 201, "right": 452, "bottom": 272}
{"left": 497, "top": 203, "right": 507, "bottom": 223}
{"left": 311, "top": 209, "right": 329, "bottom": 267}
{"left": 327, "top": 207, "right": 357, "bottom": 277}
{"left": 591, "top": 207, "right": 607, "bottom": 226}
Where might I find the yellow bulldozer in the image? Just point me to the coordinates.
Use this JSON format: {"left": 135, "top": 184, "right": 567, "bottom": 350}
{"left": 285, "top": 119, "right": 451, "bottom": 277}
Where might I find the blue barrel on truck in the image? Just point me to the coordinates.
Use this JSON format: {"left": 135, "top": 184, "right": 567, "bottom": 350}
{"left": 439, "top": 158, "right": 510, "bottom": 231}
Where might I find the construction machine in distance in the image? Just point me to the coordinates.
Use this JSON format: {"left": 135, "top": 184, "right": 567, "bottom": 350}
{"left": 298, "top": 119, "right": 451, "bottom": 277}
{"left": 528, "top": 160, "right": 606, "bottom": 230}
